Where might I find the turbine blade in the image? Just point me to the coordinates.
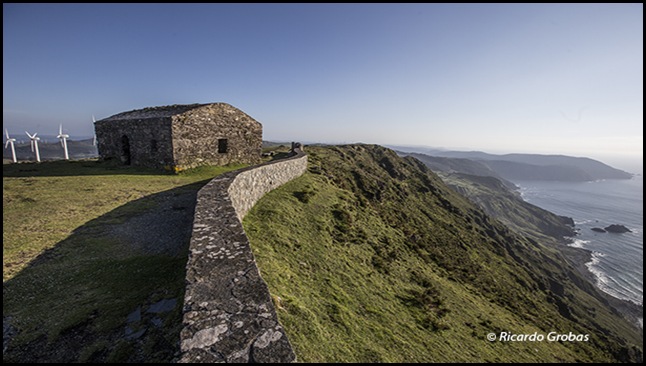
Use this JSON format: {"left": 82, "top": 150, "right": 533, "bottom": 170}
{"left": 5, "top": 140, "right": 9, "bottom": 149}
{"left": 59, "top": 124, "right": 63, "bottom": 135}
{"left": 92, "top": 115, "right": 96, "bottom": 123}
{"left": 5, "top": 129, "right": 9, "bottom": 139}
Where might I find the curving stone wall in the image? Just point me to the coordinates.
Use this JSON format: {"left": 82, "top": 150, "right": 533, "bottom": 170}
{"left": 179, "top": 147, "right": 307, "bottom": 363}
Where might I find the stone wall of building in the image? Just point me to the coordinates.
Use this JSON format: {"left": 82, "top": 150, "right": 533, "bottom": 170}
{"left": 171, "top": 104, "right": 262, "bottom": 170}
{"left": 179, "top": 147, "right": 307, "bottom": 363}
{"left": 94, "top": 103, "right": 262, "bottom": 170}
{"left": 94, "top": 118, "right": 175, "bottom": 167}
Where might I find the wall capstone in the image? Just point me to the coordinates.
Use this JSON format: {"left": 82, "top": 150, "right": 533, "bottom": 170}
{"left": 179, "top": 147, "right": 307, "bottom": 363}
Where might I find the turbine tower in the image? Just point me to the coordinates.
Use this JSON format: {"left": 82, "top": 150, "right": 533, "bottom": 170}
{"left": 25, "top": 131, "right": 41, "bottom": 162}
{"left": 92, "top": 115, "right": 97, "bottom": 146}
{"left": 57, "top": 124, "right": 70, "bottom": 160}
{"left": 5, "top": 129, "right": 17, "bottom": 163}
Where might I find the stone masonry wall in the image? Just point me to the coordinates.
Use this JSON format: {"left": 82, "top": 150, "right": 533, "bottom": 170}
{"left": 95, "top": 118, "right": 175, "bottom": 167}
{"left": 179, "top": 148, "right": 307, "bottom": 363}
{"left": 228, "top": 152, "right": 306, "bottom": 221}
{"left": 95, "top": 103, "right": 262, "bottom": 170}
{"left": 171, "top": 104, "right": 262, "bottom": 170}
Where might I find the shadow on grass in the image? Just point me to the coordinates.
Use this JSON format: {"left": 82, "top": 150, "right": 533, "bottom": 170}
{"left": 2, "top": 159, "right": 170, "bottom": 178}
{"left": 2, "top": 179, "right": 210, "bottom": 363}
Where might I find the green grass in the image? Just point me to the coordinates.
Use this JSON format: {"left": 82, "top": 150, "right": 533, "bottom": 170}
{"left": 3, "top": 159, "right": 244, "bottom": 280}
{"left": 4, "top": 147, "right": 641, "bottom": 362}
{"left": 3, "top": 159, "right": 245, "bottom": 362}
{"left": 243, "top": 145, "right": 642, "bottom": 362}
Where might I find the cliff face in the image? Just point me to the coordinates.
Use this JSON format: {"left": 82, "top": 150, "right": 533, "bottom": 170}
{"left": 243, "top": 144, "right": 642, "bottom": 363}
{"left": 439, "top": 172, "right": 576, "bottom": 243}
{"left": 399, "top": 152, "right": 519, "bottom": 190}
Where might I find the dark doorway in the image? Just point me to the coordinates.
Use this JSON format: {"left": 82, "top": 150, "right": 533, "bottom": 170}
{"left": 121, "top": 135, "right": 131, "bottom": 165}
{"left": 218, "top": 138, "right": 228, "bottom": 154}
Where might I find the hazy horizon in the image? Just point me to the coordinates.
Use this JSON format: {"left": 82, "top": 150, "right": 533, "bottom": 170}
{"left": 5, "top": 133, "right": 642, "bottom": 175}
{"left": 3, "top": 4, "right": 643, "bottom": 164}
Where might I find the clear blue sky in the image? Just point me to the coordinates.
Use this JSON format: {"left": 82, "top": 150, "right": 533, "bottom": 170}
{"left": 3, "top": 3, "right": 643, "bottom": 164}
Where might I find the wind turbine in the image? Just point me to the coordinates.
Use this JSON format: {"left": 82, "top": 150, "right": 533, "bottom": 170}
{"left": 25, "top": 131, "right": 41, "bottom": 162}
{"left": 57, "top": 124, "right": 70, "bottom": 160}
{"left": 5, "top": 129, "right": 17, "bottom": 163}
{"left": 92, "top": 115, "right": 97, "bottom": 146}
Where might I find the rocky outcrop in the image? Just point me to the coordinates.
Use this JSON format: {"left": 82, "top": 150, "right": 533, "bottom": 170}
{"left": 590, "top": 225, "right": 632, "bottom": 233}
{"left": 604, "top": 224, "right": 632, "bottom": 233}
{"left": 179, "top": 146, "right": 307, "bottom": 363}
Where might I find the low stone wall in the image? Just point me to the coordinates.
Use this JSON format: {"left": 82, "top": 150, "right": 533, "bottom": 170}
{"left": 179, "top": 148, "right": 307, "bottom": 363}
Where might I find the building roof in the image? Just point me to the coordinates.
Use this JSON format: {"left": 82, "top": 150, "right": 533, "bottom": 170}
{"left": 99, "top": 102, "right": 235, "bottom": 121}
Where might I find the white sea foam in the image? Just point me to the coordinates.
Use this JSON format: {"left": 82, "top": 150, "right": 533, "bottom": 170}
{"left": 515, "top": 177, "right": 643, "bottom": 305}
{"left": 627, "top": 227, "right": 641, "bottom": 235}
{"left": 567, "top": 238, "right": 590, "bottom": 249}
{"left": 585, "top": 251, "right": 640, "bottom": 304}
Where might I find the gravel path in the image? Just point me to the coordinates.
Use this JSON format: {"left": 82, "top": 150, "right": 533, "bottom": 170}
{"left": 110, "top": 187, "right": 199, "bottom": 256}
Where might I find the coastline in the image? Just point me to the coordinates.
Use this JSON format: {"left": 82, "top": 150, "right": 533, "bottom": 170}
{"left": 515, "top": 178, "right": 643, "bottom": 331}
{"left": 561, "top": 241, "right": 643, "bottom": 330}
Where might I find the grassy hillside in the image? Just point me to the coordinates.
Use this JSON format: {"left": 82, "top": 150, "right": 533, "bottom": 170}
{"left": 3, "top": 159, "right": 245, "bottom": 362}
{"left": 243, "top": 144, "right": 642, "bottom": 362}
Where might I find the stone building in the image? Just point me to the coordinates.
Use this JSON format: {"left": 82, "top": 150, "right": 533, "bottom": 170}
{"left": 94, "top": 103, "right": 262, "bottom": 170}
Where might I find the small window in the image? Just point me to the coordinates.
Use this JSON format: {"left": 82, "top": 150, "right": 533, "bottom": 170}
{"left": 150, "top": 139, "right": 158, "bottom": 154}
{"left": 218, "top": 138, "right": 228, "bottom": 154}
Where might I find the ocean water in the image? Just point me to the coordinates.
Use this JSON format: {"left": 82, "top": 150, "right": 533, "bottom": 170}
{"left": 516, "top": 176, "right": 643, "bottom": 307}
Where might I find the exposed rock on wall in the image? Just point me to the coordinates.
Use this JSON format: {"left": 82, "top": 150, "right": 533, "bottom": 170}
{"left": 94, "top": 118, "right": 174, "bottom": 167}
{"left": 171, "top": 104, "right": 262, "bottom": 170}
{"left": 228, "top": 154, "right": 308, "bottom": 221}
{"left": 179, "top": 147, "right": 307, "bottom": 363}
